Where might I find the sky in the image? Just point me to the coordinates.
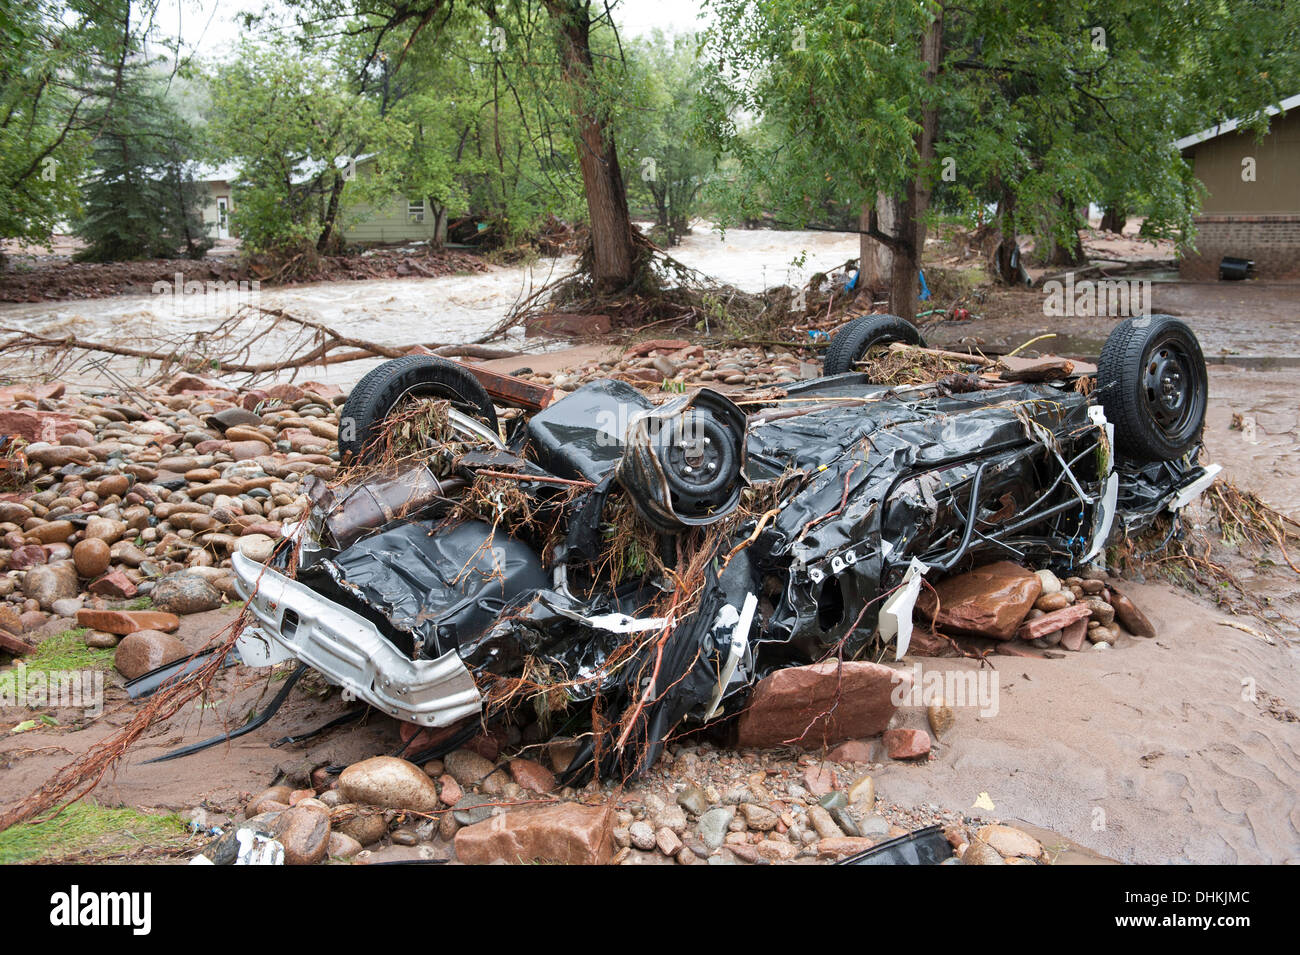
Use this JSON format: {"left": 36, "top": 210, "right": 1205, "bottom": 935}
{"left": 147, "top": 0, "right": 711, "bottom": 60}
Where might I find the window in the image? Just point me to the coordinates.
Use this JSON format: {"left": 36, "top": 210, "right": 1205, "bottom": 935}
{"left": 408, "top": 199, "right": 425, "bottom": 222}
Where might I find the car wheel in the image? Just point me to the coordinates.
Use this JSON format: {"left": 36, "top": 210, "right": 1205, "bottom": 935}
{"left": 823, "top": 314, "right": 926, "bottom": 376}
{"left": 338, "top": 355, "right": 498, "bottom": 462}
{"left": 1096, "top": 315, "right": 1207, "bottom": 462}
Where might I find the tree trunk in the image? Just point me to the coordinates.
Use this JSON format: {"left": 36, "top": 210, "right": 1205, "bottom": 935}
{"left": 430, "top": 200, "right": 448, "bottom": 247}
{"left": 884, "top": 3, "right": 944, "bottom": 321}
{"left": 1100, "top": 204, "right": 1126, "bottom": 234}
{"left": 858, "top": 195, "right": 895, "bottom": 290}
{"left": 993, "top": 186, "right": 1021, "bottom": 283}
{"left": 544, "top": 0, "right": 637, "bottom": 293}
{"left": 317, "top": 173, "right": 345, "bottom": 253}
{"left": 1044, "top": 196, "right": 1086, "bottom": 265}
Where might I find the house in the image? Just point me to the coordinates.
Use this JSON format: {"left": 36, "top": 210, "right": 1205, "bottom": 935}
{"left": 1175, "top": 93, "right": 1300, "bottom": 280}
{"left": 190, "top": 156, "right": 446, "bottom": 246}
{"left": 191, "top": 163, "right": 239, "bottom": 240}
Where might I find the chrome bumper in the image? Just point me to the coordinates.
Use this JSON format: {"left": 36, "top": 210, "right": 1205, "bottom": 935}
{"left": 231, "top": 552, "right": 482, "bottom": 727}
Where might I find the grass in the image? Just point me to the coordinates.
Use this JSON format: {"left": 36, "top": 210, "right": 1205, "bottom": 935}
{"left": 0, "top": 801, "right": 191, "bottom": 864}
{"left": 9, "top": 628, "right": 115, "bottom": 677}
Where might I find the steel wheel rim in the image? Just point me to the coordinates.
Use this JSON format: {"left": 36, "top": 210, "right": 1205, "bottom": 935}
{"left": 1141, "top": 337, "right": 1197, "bottom": 437}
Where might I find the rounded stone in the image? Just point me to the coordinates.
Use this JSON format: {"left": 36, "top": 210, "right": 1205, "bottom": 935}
{"left": 338, "top": 756, "right": 440, "bottom": 812}
{"left": 73, "top": 538, "right": 112, "bottom": 578}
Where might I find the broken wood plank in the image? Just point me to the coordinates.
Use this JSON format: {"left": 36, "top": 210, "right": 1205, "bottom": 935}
{"left": 999, "top": 359, "right": 1075, "bottom": 382}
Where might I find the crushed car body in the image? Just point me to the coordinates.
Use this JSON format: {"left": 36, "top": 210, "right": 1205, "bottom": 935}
{"left": 233, "top": 313, "right": 1216, "bottom": 781}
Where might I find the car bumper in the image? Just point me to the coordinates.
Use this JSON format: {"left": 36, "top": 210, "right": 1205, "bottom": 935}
{"left": 230, "top": 552, "right": 482, "bottom": 727}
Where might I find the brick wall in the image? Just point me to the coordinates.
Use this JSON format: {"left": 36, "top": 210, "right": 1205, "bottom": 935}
{"left": 1180, "top": 214, "right": 1300, "bottom": 280}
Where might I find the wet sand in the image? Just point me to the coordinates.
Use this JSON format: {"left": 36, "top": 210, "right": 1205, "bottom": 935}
{"left": 879, "top": 577, "right": 1300, "bottom": 864}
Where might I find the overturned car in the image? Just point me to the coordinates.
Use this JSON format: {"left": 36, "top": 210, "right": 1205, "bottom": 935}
{"left": 233, "top": 313, "right": 1216, "bottom": 781}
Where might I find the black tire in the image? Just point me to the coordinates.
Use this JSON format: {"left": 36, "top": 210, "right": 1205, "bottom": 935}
{"left": 823, "top": 314, "right": 926, "bottom": 376}
{"left": 1096, "top": 315, "right": 1207, "bottom": 463}
{"left": 339, "top": 355, "right": 498, "bottom": 461}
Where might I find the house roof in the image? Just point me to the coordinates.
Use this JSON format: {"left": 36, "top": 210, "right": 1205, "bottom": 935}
{"left": 190, "top": 154, "right": 379, "bottom": 186}
{"left": 1174, "top": 93, "right": 1300, "bottom": 151}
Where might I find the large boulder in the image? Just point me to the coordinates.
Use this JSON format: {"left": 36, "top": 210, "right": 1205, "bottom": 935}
{"left": 338, "top": 756, "right": 440, "bottom": 812}
{"left": 454, "top": 802, "right": 614, "bottom": 865}
{"left": 735, "top": 660, "right": 908, "bottom": 749}
{"left": 918, "top": 561, "right": 1042, "bottom": 640}
{"left": 22, "top": 562, "right": 78, "bottom": 611}
{"left": 150, "top": 572, "right": 224, "bottom": 615}
{"left": 114, "top": 630, "right": 188, "bottom": 679}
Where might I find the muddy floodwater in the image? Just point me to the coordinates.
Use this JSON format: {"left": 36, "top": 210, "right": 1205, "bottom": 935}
{"left": 0, "top": 225, "right": 860, "bottom": 385}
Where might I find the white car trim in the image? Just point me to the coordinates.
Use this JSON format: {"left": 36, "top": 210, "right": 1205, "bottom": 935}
{"left": 231, "top": 552, "right": 482, "bottom": 727}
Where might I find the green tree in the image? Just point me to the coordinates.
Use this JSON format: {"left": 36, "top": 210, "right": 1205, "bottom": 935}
{"left": 0, "top": 0, "right": 141, "bottom": 261}
{"left": 208, "top": 42, "right": 398, "bottom": 259}
{"left": 74, "top": 60, "right": 209, "bottom": 261}
{"left": 620, "top": 31, "right": 714, "bottom": 245}
{"left": 699, "top": 0, "right": 939, "bottom": 317}
{"left": 274, "top": 0, "right": 643, "bottom": 291}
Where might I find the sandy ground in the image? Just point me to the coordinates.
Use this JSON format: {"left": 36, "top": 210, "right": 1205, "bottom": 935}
{"left": 880, "top": 578, "right": 1299, "bottom": 864}
{"left": 4, "top": 573, "right": 1295, "bottom": 864}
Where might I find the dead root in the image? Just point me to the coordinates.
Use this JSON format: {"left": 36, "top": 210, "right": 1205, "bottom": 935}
{"left": 482, "top": 231, "right": 870, "bottom": 348}
{"left": 1111, "top": 478, "right": 1300, "bottom": 632}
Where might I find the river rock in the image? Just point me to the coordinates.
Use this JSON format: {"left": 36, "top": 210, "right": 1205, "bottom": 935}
{"left": 30, "top": 520, "right": 74, "bottom": 545}
{"left": 883, "top": 728, "right": 931, "bottom": 760}
{"left": 151, "top": 572, "right": 224, "bottom": 615}
{"left": 338, "top": 756, "right": 440, "bottom": 812}
{"left": 918, "top": 561, "right": 1042, "bottom": 640}
{"left": 72, "top": 538, "right": 112, "bottom": 578}
{"left": 1084, "top": 596, "right": 1115, "bottom": 626}
{"left": 235, "top": 533, "right": 276, "bottom": 562}
{"left": 76, "top": 608, "right": 180, "bottom": 634}
{"left": 696, "top": 806, "right": 735, "bottom": 850}
{"left": 977, "top": 824, "right": 1042, "bottom": 859}
{"left": 23, "top": 562, "right": 78, "bottom": 610}
{"left": 327, "top": 831, "right": 362, "bottom": 860}
{"left": 961, "top": 839, "right": 1006, "bottom": 865}
{"left": 444, "top": 748, "right": 496, "bottom": 787}
{"left": 507, "top": 757, "right": 556, "bottom": 794}
{"left": 454, "top": 802, "right": 615, "bottom": 865}
{"left": 272, "top": 804, "right": 331, "bottom": 865}
{"left": 114, "top": 629, "right": 187, "bottom": 679}
{"left": 735, "top": 660, "right": 905, "bottom": 748}
{"left": 88, "top": 569, "right": 137, "bottom": 599}
{"left": 1034, "top": 591, "right": 1070, "bottom": 612}
{"left": 1110, "top": 589, "right": 1156, "bottom": 638}
{"left": 332, "top": 805, "right": 389, "bottom": 846}
{"left": 246, "top": 785, "right": 294, "bottom": 816}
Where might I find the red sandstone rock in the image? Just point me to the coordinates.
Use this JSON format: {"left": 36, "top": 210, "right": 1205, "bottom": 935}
{"left": 735, "top": 660, "right": 907, "bottom": 749}
{"left": 883, "top": 728, "right": 931, "bottom": 760}
{"left": 918, "top": 561, "right": 1042, "bottom": 640}
{"left": 454, "top": 802, "right": 614, "bottom": 865}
